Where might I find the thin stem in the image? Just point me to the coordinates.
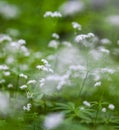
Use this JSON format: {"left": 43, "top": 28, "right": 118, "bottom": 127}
{"left": 79, "top": 70, "right": 89, "bottom": 96}
{"left": 94, "top": 106, "right": 99, "bottom": 130}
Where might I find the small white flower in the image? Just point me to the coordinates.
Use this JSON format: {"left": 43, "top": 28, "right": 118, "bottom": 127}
{"left": 27, "top": 80, "right": 36, "bottom": 84}
{"left": 23, "top": 103, "right": 31, "bottom": 111}
{"left": 36, "top": 59, "right": 53, "bottom": 73}
{"left": 0, "top": 79, "right": 5, "bottom": 84}
{"left": 0, "top": 64, "right": 9, "bottom": 70}
{"left": 3, "top": 71, "right": 11, "bottom": 76}
{"left": 18, "top": 39, "right": 26, "bottom": 45}
{"left": 59, "top": 1, "right": 84, "bottom": 16}
{"left": 44, "top": 113, "right": 64, "bottom": 129}
{"left": 44, "top": 11, "right": 62, "bottom": 18}
{"left": 102, "top": 107, "right": 106, "bottom": 112}
{"left": 39, "top": 78, "right": 45, "bottom": 87}
{"left": 20, "top": 85, "right": 27, "bottom": 90}
{"left": 41, "top": 59, "right": 49, "bottom": 65}
{"left": 94, "top": 81, "right": 101, "bottom": 87}
{"left": 0, "top": 1, "right": 19, "bottom": 19}
{"left": 108, "top": 104, "right": 115, "bottom": 110}
{"left": 80, "top": 106, "right": 85, "bottom": 110}
{"left": 101, "top": 68, "right": 115, "bottom": 74}
{"left": 98, "top": 47, "right": 110, "bottom": 54}
{"left": 26, "top": 92, "right": 33, "bottom": 99}
{"left": 19, "top": 73, "right": 28, "bottom": 79}
{"left": 100, "top": 38, "right": 111, "bottom": 45}
{"left": 72, "top": 22, "right": 82, "bottom": 30}
{"left": 0, "top": 34, "right": 11, "bottom": 42}
{"left": 7, "top": 83, "right": 13, "bottom": 88}
{"left": 75, "top": 33, "right": 94, "bottom": 43}
{"left": 52, "top": 33, "right": 60, "bottom": 39}
{"left": 48, "top": 40, "right": 59, "bottom": 49}
{"left": 83, "top": 101, "right": 91, "bottom": 107}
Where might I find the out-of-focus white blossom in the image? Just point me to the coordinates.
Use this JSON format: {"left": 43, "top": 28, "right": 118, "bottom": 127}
{"left": 0, "top": 34, "right": 12, "bottom": 43}
{"left": 62, "top": 41, "right": 72, "bottom": 47}
{"left": 75, "top": 33, "right": 95, "bottom": 42}
{"left": 20, "top": 85, "right": 27, "bottom": 90}
{"left": 18, "top": 39, "right": 26, "bottom": 45}
{"left": 98, "top": 46, "right": 110, "bottom": 54}
{"left": 0, "top": 64, "right": 9, "bottom": 70}
{"left": 36, "top": 59, "right": 53, "bottom": 73}
{"left": 26, "top": 92, "right": 33, "bottom": 99}
{"left": 52, "top": 33, "right": 60, "bottom": 39}
{"left": 44, "top": 113, "right": 64, "bottom": 129}
{"left": 108, "top": 104, "right": 115, "bottom": 110}
{"left": 0, "top": 1, "right": 20, "bottom": 19}
{"left": 7, "top": 83, "right": 13, "bottom": 88}
{"left": 102, "top": 107, "right": 106, "bottom": 112}
{"left": 101, "top": 68, "right": 115, "bottom": 74}
{"left": 106, "top": 15, "right": 119, "bottom": 26}
{"left": 19, "top": 73, "right": 28, "bottom": 79}
{"left": 72, "top": 22, "right": 82, "bottom": 30}
{"left": 44, "top": 11, "right": 62, "bottom": 18}
{"left": 0, "top": 79, "right": 6, "bottom": 84}
{"left": 39, "top": 78, "right": 45, "bottom": 88}
{"left": 83, "top": 101, "right": 91, "bottom": 107}
{"left": 94, "top": 81, "right": 101, "bottom": 87}
{"left": 27, "top": 80, "right": 36, "bottom": 84}
{"left": 48, "top": 40, "right": 59, "bottom": 49}
{"left": 59, "top": 0, "right": 84, "bottom": 16}
{"left": 100, "top": 38, "right": 111, "bottom": 45}
{"left": 23, "top": 103, "right": 32, "bottom": 111}
{"left": 3, "top": 71, "right": 11, "bottom": 76}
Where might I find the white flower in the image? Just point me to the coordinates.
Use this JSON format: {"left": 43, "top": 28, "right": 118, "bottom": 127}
{"left": 0, "top": 1, "right": 19, "bottom": 19}
{"left": 39, "top": 78, "right": 45, "bottom": 87}
{"left": 94, "top": 81, "right": 101, "bottom": 87}
{"left": 3, "top": 71, "right": 11, "bottom": 76}
{"left": 41, "top": 59, "right": 49, "bottom": 65}
{"left": 72, "top": 22, "right": 82, "bottom": 30}
{"left": 23, "top": 103, "right": 31, "bottom": 111}
{"left": 106, "top": 15, "right": 119, "bottom": 26}
{"left": 0, "top": 34, "right": 11, "bottom": 42}
{"left": 48, "top": 40, "right": 59, "bottom": 49}
{"left": 108, "top": 104, "right": 115, "bottom": 110}
{"left": 44, "top": 113, "right": 64, "bottom": 129}
{"left": 20, "top": 85, "right": 27, "bottom": 90}
{"left": 7, "top": 83, "right": 13, "bottom": 88}
{"left": 19, "top": 73, "right": 28, "bottom": 79}
{"left": 27, "top": 80, "right": 36, "bottom": 84}
{"left": 0, "top": 79, "right": 5, "bottom": 84}
{"left": 36, "top": 59, "right": 53, "bottom": 73}
{"left": 80, "top": 106, "right": 85, "bottom": 111}
{"left": 52, "top": 33, "right": 60, "bottom": 39}
{"left": 98, "top": 46, "right": 110, "bottom": 54}
{"left": 59, "top": 1, "right": 84, "bottom": 16}
{"left": 83, "top": 101, "right": 91, "bottom": 107}
{"left": 102, "top": 107, "right": 106, "bottom": 112}
{"left": 18, "top": 39, "right": 26, "bottom": 45}
{"left": 44, "top": 11, "right": 62, "bottom": 18}
{"left": 101, "top": 68, "right": 115, "bottom": 74}
{"left": 0, "top": 64, "right": 9, "bottom": 70}
{"left": 75, "top": 33, "right": 94, "bottom": 42}
{"left": 100, "top": 38, "right": 111, "bottom": 45}
{"left": 26, "top": 92, "right": 33, "bottom": 99}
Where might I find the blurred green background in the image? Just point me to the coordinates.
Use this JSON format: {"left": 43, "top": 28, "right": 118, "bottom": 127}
{"left": 0, "top": 0, "right": 119, "bottom": 50}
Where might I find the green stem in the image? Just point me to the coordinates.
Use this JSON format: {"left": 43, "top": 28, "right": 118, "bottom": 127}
{"left": 79, "top": 70, "right": 89, "bottom": 96}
